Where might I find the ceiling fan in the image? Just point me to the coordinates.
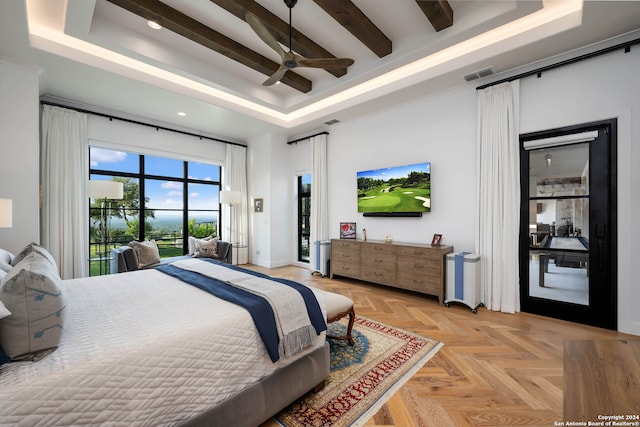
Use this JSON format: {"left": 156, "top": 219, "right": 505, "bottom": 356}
{"left": 246, "top": 0, "right": 354, "bottom": 86}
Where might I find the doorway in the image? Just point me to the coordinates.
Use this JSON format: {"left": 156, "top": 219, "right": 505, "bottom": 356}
{"left": 519, "top": 119, "right": 617, "bottom": 329}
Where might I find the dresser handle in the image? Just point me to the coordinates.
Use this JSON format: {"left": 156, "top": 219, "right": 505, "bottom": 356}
{"left": 414, "top": 263, "right": 424, "bottom": 268}
{"left": 375, "top": 247, "right": 383, "bottom": 251}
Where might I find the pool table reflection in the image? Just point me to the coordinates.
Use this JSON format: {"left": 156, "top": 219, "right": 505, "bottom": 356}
{"left": 537, "top": 236, "right": 589, "bottom": 287}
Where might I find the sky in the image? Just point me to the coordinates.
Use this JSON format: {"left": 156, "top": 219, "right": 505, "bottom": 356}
{"left": 90, "top": 147, "right": 221, "bottom": 213}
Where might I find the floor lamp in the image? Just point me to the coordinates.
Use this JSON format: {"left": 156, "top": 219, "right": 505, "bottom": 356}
{"left": 88, "top": 180, "right": 124, "bottom": 275}
{"left": 0, "top": 198, "right": 12, "bottom": 229}
{"left": 220, "top": 190, "right": 241, "bottom": 264}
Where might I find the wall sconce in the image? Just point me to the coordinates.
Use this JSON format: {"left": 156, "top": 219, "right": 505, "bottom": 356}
{"left": 545, "top": 153, "right": 552, "bottom": 170}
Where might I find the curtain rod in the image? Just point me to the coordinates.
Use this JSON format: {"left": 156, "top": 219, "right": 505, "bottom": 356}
{"left": 287, "top": 131, "right": 329, "bottom": 145}
{"left": 40, "top": 100, "right": 247, "bottom": 148}
{"left": 476, "top": 37, "right": 639, "bottom": 90}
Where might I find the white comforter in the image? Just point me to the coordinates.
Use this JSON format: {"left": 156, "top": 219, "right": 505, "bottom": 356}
{"left": 0, "top": 266, "right": 326, "bottom": 426}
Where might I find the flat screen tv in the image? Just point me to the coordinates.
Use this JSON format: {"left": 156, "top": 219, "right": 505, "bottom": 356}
{"left": 357, "top": 162, "right": 431, "bottom": 216}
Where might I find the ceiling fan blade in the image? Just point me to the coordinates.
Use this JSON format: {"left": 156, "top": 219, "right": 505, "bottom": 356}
{"left": 296, "top": 57, "right": 355, "bottom": 69}
{"left": 245, "top": 12, "right": 285, "bottom": 60}
{"left": 263, "top": 65, "right": 289, "bottom": 86}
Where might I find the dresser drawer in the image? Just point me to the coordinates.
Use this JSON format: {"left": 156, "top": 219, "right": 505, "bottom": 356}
{"left": 396, "top": 273, "right": 441, "bottom": 294}
{"left": 331, "top": 260, "right": 360, "bottom": 278}
{"left": 361, "top": 268, "right": 395, "bottom": 286}
{"left": 331, "top": 241, "right": 360, "bottom": 262}
{"left": 361, "top": 254, "right": 396, "bottom": 271}
{"left": 396, "top": 245, "right": 440, "bottom": 260}
{"left": 397, "top": 256, "right": 440, "bottom": 272}
{"left": 361, "top": 243, "right": 396, "bottom": 258}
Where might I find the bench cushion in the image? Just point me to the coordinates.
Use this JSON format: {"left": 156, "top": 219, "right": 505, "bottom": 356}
{"left": 320, "top": 290, "right": 354, "bottom": 320}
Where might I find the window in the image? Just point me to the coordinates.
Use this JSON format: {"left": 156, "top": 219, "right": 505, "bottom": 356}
{"left": 89, "top": 147, "right": 221, "bottom": 275}
{"left": 297, "top": 174, "right": 311, "bottom": 262}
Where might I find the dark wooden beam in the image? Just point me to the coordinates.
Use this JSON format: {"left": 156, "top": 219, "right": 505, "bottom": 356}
{"left": 209, "top": 0, "right": 347, "bottom": 78}
{"left": 415, "top": 0, "right": 454, "bottom": 32}
{"left": 106, "top": 0, "right": 312, "bottom": 92}
{"left": 312, "top": 0, "right": 392, "bottom": 58}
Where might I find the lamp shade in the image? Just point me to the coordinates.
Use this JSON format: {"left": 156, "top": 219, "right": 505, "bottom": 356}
{"left": 0, "top": 198, "right": 12, "bottom": 228}
{"left": 88, "top": 180, "right": 124, "bottom": 199}
{"left": 220, "top": 190, "right": 241, "bottom": 205}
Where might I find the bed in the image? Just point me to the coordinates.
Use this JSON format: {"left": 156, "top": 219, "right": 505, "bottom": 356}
{"left": 0, "top": 244, "right": 331, "bottom": 427}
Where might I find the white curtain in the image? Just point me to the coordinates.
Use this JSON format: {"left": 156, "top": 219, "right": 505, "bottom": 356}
{"left": 223, "top": 145, "right": 248, "bottom": 250}
{"left": 309, "top": 133, "right": 329, "bottom": 272}
{"left": 475, "top": 80, "right": 521, "bottom": 313}
{"left": 41, "top": 105, "right": 89, "bottom": 279}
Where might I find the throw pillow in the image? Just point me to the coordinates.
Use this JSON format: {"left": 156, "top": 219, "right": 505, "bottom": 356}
{"left": 11, "top": 242, "right": 58, "bottom": 272}
{"left": 0, "top": 252, "right": 67, "bottom": 359}
{"left": 188, "top": 235, "right": 213, "bottom": 256}
{"left": 129, "top": 240, "right": 161, "bottom": 268}
{"left": 121, "top": 247, "right": 139, "bottom": 271}
{"left": 0, "top": 249, "right": 14, "bottom": 273}
{"left": 194, "top": 237, "right": 219, "bottom": 258}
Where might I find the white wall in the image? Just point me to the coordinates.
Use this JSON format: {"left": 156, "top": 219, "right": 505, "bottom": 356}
{"left": 282, "top": 45, "right": 639, "bottom": 335}
{"left": 247, "top": 134, "right": 273, "bottom": 267}
{"left": 247, "top": 132, "right": 296, "bottom": 268}
{"left": 326, "top": 87, "right": 478, "bottom": 252}
{"left": 0, "top": 58, "right": 40, "bottom": 253}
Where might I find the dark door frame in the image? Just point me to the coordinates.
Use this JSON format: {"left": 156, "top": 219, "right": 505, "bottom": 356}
{"left": 519, "top": 118, "right": 617, "bottom": 330}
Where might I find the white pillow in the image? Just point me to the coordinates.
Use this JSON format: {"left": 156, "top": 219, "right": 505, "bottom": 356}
{"left": 0, "top": 249, "right": 14, "bottom": 273}
{"left": 188, "top": 235, "right": 213, "bottom": 256}
{"left": 0, "top": 252, "right": 67, "bottom": 359}
{"left": 0, "top": 299, "right": 10, "bottom": 320}
{"left": 194, "top": 237, "right": 220, "bottom": 258}
{"left": 11, "top": 242, "right": 58, "bottom": 272}
{"left": 129, "top": 240, "right": 161, "bottom": 268}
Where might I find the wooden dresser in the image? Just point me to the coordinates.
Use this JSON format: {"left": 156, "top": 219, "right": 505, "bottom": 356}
{"left": 330, "top": 239, "right": 453, "bottom": 304}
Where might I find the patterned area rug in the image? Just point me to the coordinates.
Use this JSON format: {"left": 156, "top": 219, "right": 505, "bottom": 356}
{"left": 274, "top": 316, "right": 442, "bottom": 427}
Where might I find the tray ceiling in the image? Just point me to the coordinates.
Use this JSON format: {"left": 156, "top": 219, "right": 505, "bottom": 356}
{"left": 3, "top": 0, "right": 639, "bottom": 140}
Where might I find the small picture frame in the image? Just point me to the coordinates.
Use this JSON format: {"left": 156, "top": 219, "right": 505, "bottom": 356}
{"left": 254, "top": 198, "right": 263, "bottom": 213}
{"left": 340, "top": 222, "right": 356, "bottom": 239}
{"left": 431, "top": 233, "right": 443, "bottom": 245}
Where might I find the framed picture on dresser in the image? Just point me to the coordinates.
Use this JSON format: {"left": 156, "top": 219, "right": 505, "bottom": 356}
{"left": 431, "top": 233, "right": 442, "bottom": 245}
{"left": 340, "top": 222, "right": 356, "bottom": 239}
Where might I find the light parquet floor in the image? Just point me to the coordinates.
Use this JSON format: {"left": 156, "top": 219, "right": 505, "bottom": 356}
{"left": 250, "top": 264, "right": 636, "bottom": 427}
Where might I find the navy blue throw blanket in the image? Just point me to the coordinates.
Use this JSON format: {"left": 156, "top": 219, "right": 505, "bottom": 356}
{"left": 156, "top": 260, "right": 326, "bottom": 363}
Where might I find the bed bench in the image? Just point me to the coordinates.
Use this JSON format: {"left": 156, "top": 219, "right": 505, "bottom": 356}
{"left": 315, "top": 288, "right": 355, "bottom": 346}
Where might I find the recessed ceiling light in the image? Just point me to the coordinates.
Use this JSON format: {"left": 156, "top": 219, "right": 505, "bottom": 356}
{"left": 177, "top": 111, "right": 187, "bottom": 116}
{"left": 147, "top": 20, "right": 162, "bottom": 30}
